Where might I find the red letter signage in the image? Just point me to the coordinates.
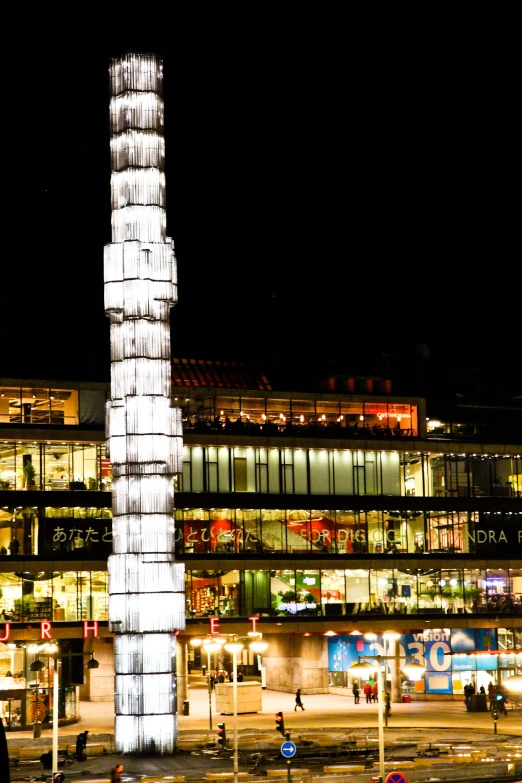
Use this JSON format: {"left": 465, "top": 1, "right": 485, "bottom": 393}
{"left": 41, "top": 622, "right": 52, "bottom": 640}
{"left": 83, "top": 621, "right": 99, "bottom": 638}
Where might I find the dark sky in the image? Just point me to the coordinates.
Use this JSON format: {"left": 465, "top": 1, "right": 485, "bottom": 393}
{"left": 1, "top": 30, "right": 519, "bottom": 399}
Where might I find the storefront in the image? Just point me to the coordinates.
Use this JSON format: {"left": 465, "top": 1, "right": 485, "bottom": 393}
{"left": 0, "top": 642, "right": 79, "bottom": 730}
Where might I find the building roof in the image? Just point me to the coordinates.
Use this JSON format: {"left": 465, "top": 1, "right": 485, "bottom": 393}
{"left": 171, "top": 358, "right": 272, "bottom": 390}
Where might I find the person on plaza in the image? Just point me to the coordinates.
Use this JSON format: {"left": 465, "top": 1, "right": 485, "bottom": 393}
{"left": 294, "top": 688, "right": 305, "bottom": 710}
{"left": 479, "top": 684, "right": 486, "bottom": 695}
{"left": 488, "top": 681, "right": 497, "bottom": 709}
{"left": 8, "top": 537, "right": 20, "bottom": 555}
{"left": 111, "top": 763, "right": 124, "bottom": 783}
{"left": 372, "top": 682, "right": 378, "bottom": 702}
{"left": 464, "top": 682, "right": 474, "bottom": 710}
{"left": 75, "top": 730, "right": 89, "bottom": 760}
{"left": 352, "top": 682, "right": 360, "bottom": 704}
{"left": 363, "top": 682, "right": 372, "bottom": 703}
{"left": 384, "top": 690, "right": 391, "bottom": 716}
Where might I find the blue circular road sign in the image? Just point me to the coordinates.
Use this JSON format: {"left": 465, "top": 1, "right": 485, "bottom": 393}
{"left": 281, "top": 741, "right": 296, "bottom": 758}
{"left": 385, "top": 772, "right": 409, "bottom": 783}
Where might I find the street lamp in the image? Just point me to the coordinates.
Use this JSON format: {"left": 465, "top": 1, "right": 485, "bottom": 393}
{"left": 28, "top": 649, "right": 45, "bottom": 738}
{"left": 224, "top": 640, "right": 243, "bottom": 783}
{"left": 503, "top": 673, "right": 522, "bottom": 693}
{"left": 190, "top": 637, "right": 223, "bottom": 731}
{"left": 29, "top": 642, "right": 99, "bottom": 777}
{"left": 29, "top": 642, "right": 59, "bottom": 770}
{"left": 350, "top": 653, "right": 425, "bottom": 783}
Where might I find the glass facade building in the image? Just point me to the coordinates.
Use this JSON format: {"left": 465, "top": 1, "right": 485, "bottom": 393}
{"left": 0, "top": 372, "right": 521, "bottom": 728}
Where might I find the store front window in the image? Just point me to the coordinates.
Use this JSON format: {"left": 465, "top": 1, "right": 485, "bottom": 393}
{"left": 0, "top": 442, "right": 109, "bottom": 492}
{"left": 0, "top": 572, "right": 108, "bottom": 622}
{"left": 0, "top": 643, "right": 80, "bottom": 731}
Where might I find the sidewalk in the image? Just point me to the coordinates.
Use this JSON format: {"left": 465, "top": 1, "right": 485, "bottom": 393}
{"left": 7, "top": 676, "right": 521, "bottom": 743}
{"left": 7, "top": 682, "right": 522, "bottom": 783}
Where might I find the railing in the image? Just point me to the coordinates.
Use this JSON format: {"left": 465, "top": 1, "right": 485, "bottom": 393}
{"left": 185, "top": 418, "right": 417, "bottom": 438}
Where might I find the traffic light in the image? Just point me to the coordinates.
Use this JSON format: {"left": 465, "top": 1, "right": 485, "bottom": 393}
{"left": 217, "top": 722, "right": 227, "bottom": 748}
{"left": 275, "top": 711, "right": 285, "bottom": 735}
{"left": 491, "top": 704, "right": 499, "bottom": 721}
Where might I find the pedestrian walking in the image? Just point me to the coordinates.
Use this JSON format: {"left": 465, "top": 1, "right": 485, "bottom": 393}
{"left": 75, "top": 730, "right": 89, "bottom": 760}
{"left": 488, "top": 682, "right": 497, "bottom": 710}
{"left": 385, "top": 690, "right": 391, "bottom": 716}
{"left": 294, "top": 688, "right": 305, "bottom": 710}
{"left": 363, "top": 682, "right": 372, "bottom": 703}
{"left": 372, "top": 682, "right": 378, "bottom": 702}
{"left": 464, "top": 682, "right": 474, "bottom": 711}
{"left": 352, "top": 682, "right": 360, "bottom": 704}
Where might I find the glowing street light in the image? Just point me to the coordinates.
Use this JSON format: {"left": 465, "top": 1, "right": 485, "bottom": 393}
{"left": 29, "top": 642, "right": 98, "bottom": 777}
{"left": 503, "top": 673, "right": 522, "bottom": 693}
{"left": 350, "top": 653, "right": 425, "bottom": 783}
{"left": 190, "top": 638, "right": 222, "bottom": 730}
{"left": 224, "top": 640, "right": 244, "bottom": 783}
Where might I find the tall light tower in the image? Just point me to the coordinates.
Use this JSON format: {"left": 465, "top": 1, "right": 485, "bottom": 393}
{"left": 104, "top": 52, "right": 185, "bottom": 754}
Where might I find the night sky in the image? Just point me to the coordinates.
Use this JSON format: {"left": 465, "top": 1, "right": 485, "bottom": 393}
{"left": 1, "top": 32, "right": 518, "bottom": 400}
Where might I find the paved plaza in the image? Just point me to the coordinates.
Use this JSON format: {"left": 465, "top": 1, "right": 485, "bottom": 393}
{"left": 7, "top": 675, "right": 522, "bottom": 742}
{"left": 6, "top": 679, "right": 522, "bottom": 783}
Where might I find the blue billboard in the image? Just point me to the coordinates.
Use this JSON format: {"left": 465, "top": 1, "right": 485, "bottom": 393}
{"left": 328, "top": 628, "right": 501, "bottom": 695}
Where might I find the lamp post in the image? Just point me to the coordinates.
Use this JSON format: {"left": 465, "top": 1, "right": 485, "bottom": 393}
{"left": 381, "top": 631, "right": 400, "bottom": 727}
{"left": 224, "top": 640, "right": 244, "bottom": 783}
{"left": 51, "top": 648, "right": 59, "bottom": 774}
{"left": 350, "top": 653, "right": 425, "bottom": 783}
{"left": 190, "top": 637, "right": 223, "bottom": 731}
{"left": 28, "top": 648, "right": 45, "bottom": 738}
{"left": 503, "top": 670, "right": 522, "bottom": 709}
{"left": 503, "top": 672, "right": 522, "bottom": 693}
{"left": 29, "top": 642, "right": 99, "bottom": 777}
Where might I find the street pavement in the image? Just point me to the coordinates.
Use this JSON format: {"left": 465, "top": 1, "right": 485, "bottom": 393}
{"left": 6, "top": 675, "right": 522, "bottom": 782}
{"left": 8, "top": 675, "right": 522, "bottom": 740}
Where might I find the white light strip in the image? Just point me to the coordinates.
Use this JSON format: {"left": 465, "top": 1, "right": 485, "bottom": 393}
{"left": 111, "top": 131, "right": 165, "bottom": 170}
{"left": 106, "top": 52, "right": 185, "bottom": 755}
{"left": 115, "top": 715, "right": 176, "bottom": 755}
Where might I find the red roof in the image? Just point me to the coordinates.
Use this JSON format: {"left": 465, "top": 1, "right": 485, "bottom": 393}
{"left": 171, "top": 358, "right": 272, "bottom": 390}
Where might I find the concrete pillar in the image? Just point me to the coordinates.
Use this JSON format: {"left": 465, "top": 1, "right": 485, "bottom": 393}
{"left": 80, "top": 638, "right": 114, "bottom": 702}
{"left": 262, "top": 634, "right": 329, "bottom": 693}
{"left": 177, "top": 640, "right": 188, "bottom": 712}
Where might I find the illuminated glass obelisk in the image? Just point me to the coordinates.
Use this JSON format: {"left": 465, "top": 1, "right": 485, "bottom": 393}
{"left": 104, "top": 53, "right": 185, "bottom": 754}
